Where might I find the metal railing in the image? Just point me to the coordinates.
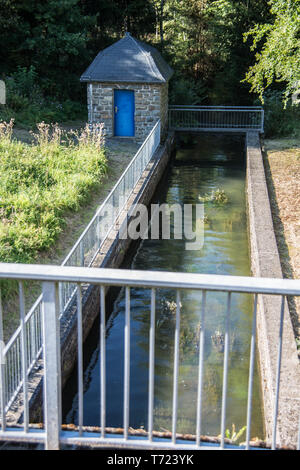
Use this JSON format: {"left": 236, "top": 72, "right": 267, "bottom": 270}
{"left": 169, "top": 106, "right": 264, "bottom": 133}
{"left": 1, "top": 120, "right": 161, "bottom": 413}
{"left": 0, "top": 263, "right": 299, "bottom": 450}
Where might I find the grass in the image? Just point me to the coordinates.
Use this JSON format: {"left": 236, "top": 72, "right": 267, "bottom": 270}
{"left": 0, "top": 119, "right": 107, "bottom": 301}
{"left": 0, "top": 128, "right": 140, "bottom": 341}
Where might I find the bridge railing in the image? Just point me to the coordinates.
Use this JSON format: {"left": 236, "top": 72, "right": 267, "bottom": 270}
{"left": 169, "top": 106, "right": 264, "bottom": 133}
{"left": 1, "top": 120, "right": 161, "bottom": 413}
{"left": 0, "top": 263, "right": 299, "bottom": 450}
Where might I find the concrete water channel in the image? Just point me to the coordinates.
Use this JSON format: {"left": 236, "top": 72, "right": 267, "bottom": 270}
{"left": 62, "top": 133, "right": 264, "bottom": 441}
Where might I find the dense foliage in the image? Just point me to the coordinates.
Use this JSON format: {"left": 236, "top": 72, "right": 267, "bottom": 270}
{"left": 244, "top": 0, "right": 300, "bottom": 104}
{"left": 0, "top": 0, "right": 299, "bottom": 135}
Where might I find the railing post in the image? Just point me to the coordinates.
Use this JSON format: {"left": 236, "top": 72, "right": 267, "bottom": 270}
{"left": 158, "top": 119, "right": 161, "bottom": 144}
{"left": 0, "top": 288, "right": 6, "bottom": 432}
{"left": 97, "top": 213, "right": 101, "bottom": 248}
{"left": 42, "top": 281, "right": 61, "bottom": 450}
{"left": 80, "top": 241, "right": 85, "bottom": 267}
{"left": 260, "top": 109, "right": 264, "bottom": 134}
{"left": 58, "top": 282, "right": 64, "bottom": 316}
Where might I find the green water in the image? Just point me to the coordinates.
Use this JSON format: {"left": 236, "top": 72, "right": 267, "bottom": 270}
{"left": 64, "top": 133, "right": 264, "bottom": 440}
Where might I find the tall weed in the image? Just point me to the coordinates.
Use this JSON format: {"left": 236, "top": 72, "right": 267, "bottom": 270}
{"left": 0, "top": 121, "right": 107, "bottom": 268}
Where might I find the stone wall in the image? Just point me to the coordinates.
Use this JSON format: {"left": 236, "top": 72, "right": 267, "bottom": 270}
{"left": 87, "top": 82, "right": 169, "bottom": 142}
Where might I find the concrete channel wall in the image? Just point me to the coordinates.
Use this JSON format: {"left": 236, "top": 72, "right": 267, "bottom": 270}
{"left": 246, "top": 131, "right": 300, "bottom": 448}
{"left": 7, "top": 132, "right": 175, "bottom": 424}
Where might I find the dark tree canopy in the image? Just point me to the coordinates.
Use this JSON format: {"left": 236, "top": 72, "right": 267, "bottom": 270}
{"left": 0, "top": 0, "right": 299, "bottom": 134}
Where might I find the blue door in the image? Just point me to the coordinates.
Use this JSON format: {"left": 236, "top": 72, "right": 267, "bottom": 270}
{"left": 114, "top": 90, "right": 135, "bottom": 137}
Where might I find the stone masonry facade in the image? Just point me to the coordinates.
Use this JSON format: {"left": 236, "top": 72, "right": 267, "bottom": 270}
{"left": 87, "top": 82, "right": 169, "bottom": 142}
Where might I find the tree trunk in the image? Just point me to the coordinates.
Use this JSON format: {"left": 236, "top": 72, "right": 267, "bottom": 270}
{"left": 160, "top": 0, "right": 164, "bottom": 47}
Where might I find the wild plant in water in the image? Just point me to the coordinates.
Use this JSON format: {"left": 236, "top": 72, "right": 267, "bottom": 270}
{"left": 163, "top": 299, "right": 182, "bottom": 314}
{"left": 212, "top": 188, "right": 229, "bottom": 204}
{"left": 198, "top": 188, "right": 229, "bottom": 205}
{"left": 224, "top": 424, "right": 247, "bottom": 443}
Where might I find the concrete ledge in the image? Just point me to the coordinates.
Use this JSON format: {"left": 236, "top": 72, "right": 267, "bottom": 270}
{"left": 246, "top": 132, "right": 300, "bottom": 448}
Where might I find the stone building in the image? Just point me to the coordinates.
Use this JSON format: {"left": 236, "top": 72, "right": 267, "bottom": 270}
{"left": 80, "top": 32, "right": 173, "bottom": 142}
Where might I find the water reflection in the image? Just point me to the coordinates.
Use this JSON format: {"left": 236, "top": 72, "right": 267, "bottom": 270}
{"left": 64, "top": 133, "right": 264, "bottom": 440}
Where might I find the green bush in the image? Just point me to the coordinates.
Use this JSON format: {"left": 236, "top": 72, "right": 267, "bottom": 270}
{"left": 7, "top": 66, "right": 39, "bottom": 99}
{"left": 260, "top": 90, "right": 300, "bottom": 138}
{"left": 1, "top": 66, "right": 86, "bottom": 127}
{"left": 169, "top": 76, "right": 207, "bottom": 105}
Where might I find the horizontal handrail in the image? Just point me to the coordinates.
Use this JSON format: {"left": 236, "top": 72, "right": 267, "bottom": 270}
{"left": 169, "top": 105, "right": 264, "bottom": 133}
{"left": 168, "top": 104, "right": 264, "bottom": 107}
{"left": 169, "top": 105, "right": 263, "bottom": 110}
{"left": 0, "top": 263, "right": 300, "bottom": 450}
{"left": 0, "top": 263, "right": 300, "bottom": 297}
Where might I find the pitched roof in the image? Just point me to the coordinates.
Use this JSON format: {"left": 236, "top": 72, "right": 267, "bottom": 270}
{"left": 80, "top": 33, "right": 173, "bottom": 84}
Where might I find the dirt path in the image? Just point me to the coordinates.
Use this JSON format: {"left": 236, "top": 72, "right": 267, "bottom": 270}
{"left": 3, "top": 123, "right": 140, "bottom": 340}
{"left": 263, "top": 137, "right": 300, "bottom": 348}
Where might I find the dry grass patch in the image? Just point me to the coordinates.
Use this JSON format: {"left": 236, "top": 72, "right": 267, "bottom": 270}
{"left": 263, "top": 138, "right": 300, "bottom": 347}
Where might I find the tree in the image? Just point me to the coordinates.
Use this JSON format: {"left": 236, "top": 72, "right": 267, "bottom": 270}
{"left": 243, "top": 0, "right": 300, "bottom": 103}
{"left": 0, "top": 0, "right": 287, "bottom": 110}
{"left": 206, "top": 0, "right": 271, "bottom": 104}
{"left": 162, "top": 0, "right": 216, "bottom": 85}
{"left": 161, "top": 0, "right": 270, "bottom": 105}
{"left": 80, "top": 0, "right": 156, "bottom": 47}
{"left": 0, "top": 0, "right": 96, "bottom": 98}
